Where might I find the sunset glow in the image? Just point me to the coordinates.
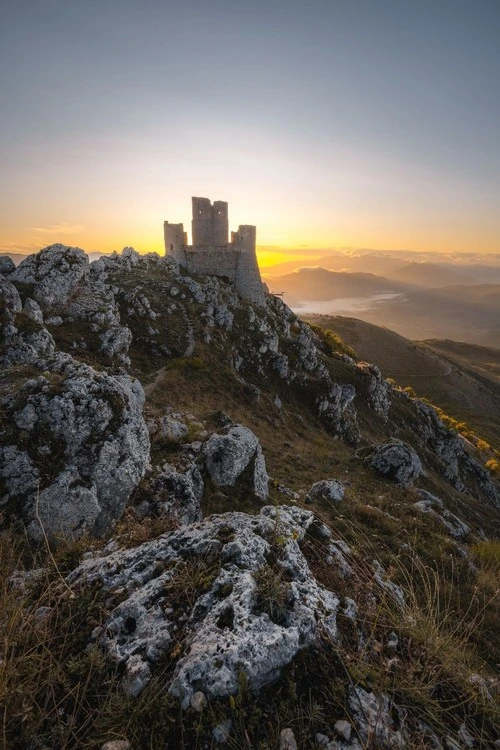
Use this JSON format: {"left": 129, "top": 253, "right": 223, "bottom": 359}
{"left": 1, "top": 1, "right": 499, "bottom": 262}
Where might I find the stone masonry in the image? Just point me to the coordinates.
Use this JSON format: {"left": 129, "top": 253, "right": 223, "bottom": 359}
{"left": 164, "top": 197, "right": 266, "bottom": 305}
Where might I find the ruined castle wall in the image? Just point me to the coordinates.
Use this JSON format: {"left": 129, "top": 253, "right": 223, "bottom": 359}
{"left": 192, "top": 197, "right": 214, "bottom": 245}
{"left": 178, "top": 246, "right": 239, "bottom": 280}
{"left": 164, "top": 222, "right": 185, "bottom": 259}
{"left": 232, "top": 226, "right": 266, "bottom": 305}
{"left": 175, "top": 242, "right": 265, "bottom": 305}
{"left": 212, "top": 201, "right": 228, "bottom": 245}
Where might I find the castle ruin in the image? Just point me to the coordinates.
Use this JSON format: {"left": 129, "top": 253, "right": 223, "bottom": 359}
{"left": 164, "top": 197, "right": 266, "bottom": 305}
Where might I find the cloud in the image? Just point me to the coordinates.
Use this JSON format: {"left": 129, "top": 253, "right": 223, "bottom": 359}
{"left": 30, "top": 223, "right": 85, "bottom": 235}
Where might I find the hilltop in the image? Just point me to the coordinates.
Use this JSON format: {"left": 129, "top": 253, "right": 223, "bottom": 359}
{"left": 0, "top": 246, "right": 499, "bottom": 749}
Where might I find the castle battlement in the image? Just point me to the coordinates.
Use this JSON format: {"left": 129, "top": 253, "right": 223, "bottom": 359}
{"left": 164, "top": 197, "right": 265, "bottom": 305}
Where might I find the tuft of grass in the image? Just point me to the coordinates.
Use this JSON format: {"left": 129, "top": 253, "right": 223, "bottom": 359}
{"left": 253, "top": 564, "right": 292, "bottom": 625}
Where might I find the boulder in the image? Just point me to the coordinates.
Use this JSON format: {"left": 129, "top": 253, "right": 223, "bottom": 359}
{"left": 0, "top": 355, "right": 150, "bottom": 538}
{"left": 305, "top": 479, "right": 345, "bottom": 505}
{"left": 202, "top": 424, "right": 269, "bottom": 500}
{"left": 369, "top": 441, "right": 422, "bottom": 486}
{"left": 10, "top": 244, "right": 89, "bottom": 313}
{"left": 0, "top": 256, "right": 15, "bottom": 275}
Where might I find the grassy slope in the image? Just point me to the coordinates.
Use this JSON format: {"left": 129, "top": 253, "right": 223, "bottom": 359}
{"left": 303, "top": 314, "right": 500, "bottom": 449}
{"left": 2, "top": 266, "right": 500, "bottom": 749}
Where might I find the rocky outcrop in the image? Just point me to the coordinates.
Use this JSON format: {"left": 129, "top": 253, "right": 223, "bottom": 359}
{"left": 0, "top": 256, "right": 15, "bottom": 275}
{"left": 357, "top": 362, "right": 391, "bottom": 420}
{"left": 317, "top": 384, "right": 360, "bottom": 444}
{"left": 0, "top": 276, "right": 55, "bottom": 366}
{"left": 10, "top": 244, "right": 89, "bottom": 313}
{"left": 203, "top": 424, "right": 269, "bottom": 500}
{"left": 369, "top": 440, "right": 422, "bottom": 486}
{"left": 68, "top": 505, "right": 339, "bottom": 705}
{"left": 0, "top": 355, "right": 150, "bottom": 538}
{"left": 412, "top": 400, "right": 499, "bottom": 507}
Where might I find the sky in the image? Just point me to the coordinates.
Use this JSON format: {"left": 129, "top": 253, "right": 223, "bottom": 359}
{"left": 1, "top": 0, "right": 499, "bottom": 264}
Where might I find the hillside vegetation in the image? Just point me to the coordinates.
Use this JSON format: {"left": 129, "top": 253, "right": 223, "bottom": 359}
{"left": 304, "top": 315, "right": 500, "bottom": 450}
{"left": 0, "top": 246, "right": 499, "bottom": 750}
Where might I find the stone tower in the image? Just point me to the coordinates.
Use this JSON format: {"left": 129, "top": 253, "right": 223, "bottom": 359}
{"left": 164, "top": 197, "right": 265, "bottom": 306}
{"left": 191, "top": 197, "right": 228, "bottom": 245}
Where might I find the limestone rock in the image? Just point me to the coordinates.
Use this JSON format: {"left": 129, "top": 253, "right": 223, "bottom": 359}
{"left": 317, "top": 384, "right": 360, "bottom": 444}
{"left": 305, "top": 479, "right": 345, "bottom": 505}
{"left": 0, "top": 255, "right": 15, "bottom": 275}
{"left": 11, "top": 244, "right": 89, "bottom": 313}
{"left": 370, "top": 440, "right": 422, "bottom": 486}
{"left": 68, "top": 505, "right": 339, "bottom": 707}
{"left": 0, "top": 276, "right": 55, "bottom": 366}
{"left": 202, "top": 424, "right": 269, "bottom": 500}
{"left": 412, "top": 399, "right": 499, "bottom": 507}
{"left": 0, "top": 356, "right": 150, "bottom": 538}
{"left": 147, "top": 462, "right": 204, "bottom": 526}
{"left": 357, "top": 362, "right": 392, "bottom": 420}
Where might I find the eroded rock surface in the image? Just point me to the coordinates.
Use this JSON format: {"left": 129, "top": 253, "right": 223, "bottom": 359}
{"left": 0, "top": 355, "right": 150, "bottom": 538}
{"left": 68, "top": 505, "right": 339, "bottom": 706}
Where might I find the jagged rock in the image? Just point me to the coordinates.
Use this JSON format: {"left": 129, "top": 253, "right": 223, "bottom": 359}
{"left": 457, "top": 724, "right": 475, "bottom": 748}
{"left": 22, "top": 297, "right": 44, "bottom": 324}
{"left": 0, "top": 273, "right": 22, "bottom": 313}
{"left": 0, "top": 277, "right": 55, "bottom": 366}
{"left": 369, "top": 440, "right": 422, "bottom": 486}
{"left": 305, "top": 479, "right": 345, "bottom": 505}
{"left": 412, "top": 400, "right": 499, "bottom": 507}
{"left": 372, "top": 560, "right": 405, "bottom": 605}
{"left": 0, "top": 256, "right": 15, "bottom": 275}
{"left": 385, "top": 631, "right": 399, "bottom": 655}
{"left": 0, "top": 356, "right": 150, "bottom": 538}
{"left": 68, "top": 506, "right": 339, "bottom": 707}
{"left": 413, "top": 490, "right": 470, "bottom": 539}
{"left": 10, "top": 244, "right": 89, "bottom": 313}
{"left": 202, "top": 424, "right": 269, "bottom": 500}
{"left": 357, "top": 362, "right": 392, "bottom": 419}
{"left": 317, "top": 384, "right": 360, "bottom": 443}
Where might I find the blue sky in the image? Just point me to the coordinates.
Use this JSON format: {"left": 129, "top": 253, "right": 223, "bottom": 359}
{"left": 1, "top": 0, "right": 499, "bottom": 257}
